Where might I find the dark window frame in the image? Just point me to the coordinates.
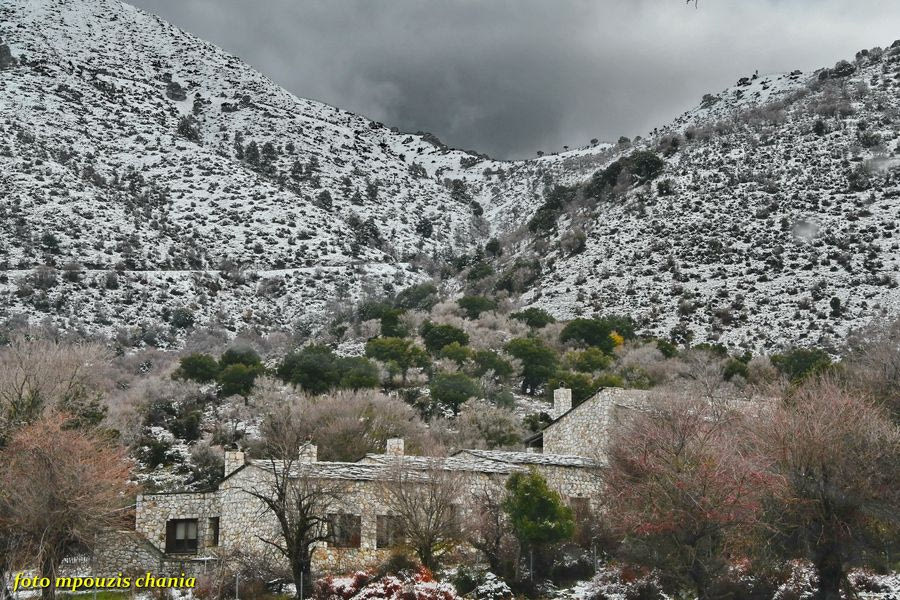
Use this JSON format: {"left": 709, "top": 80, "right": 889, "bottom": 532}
{"left": 376, "top": 514, "right": 404, "bottom": 549}
{"left": 327, "top": 513, "right": 362, "bottom": 548}
{"left": 165, "top": 518, "right": 199, "bottom": 554}
{"left": 568, "top": 496, "right": 591, "bottom": 518}
{"left": 208, "top": 517, "right": 220, "bottom": 547}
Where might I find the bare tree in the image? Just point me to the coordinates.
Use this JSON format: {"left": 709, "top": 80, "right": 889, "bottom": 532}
{"left": 843, "top": 317, "right": 900, "bottom": 420}
{"left": 0, "top": 338, "right": 109, "bottom": 445}
{"left": 758, "top": 378, "right": 900, "bottom": 600}
{"left": 246, "top": 421, "right": 342, "bottom": 600}
{"left": 382, "top": 458, "right": 462, "bottom": 570}
{"left": 0, "top": 513, "right": 23, "bottom": 600}
{"left": 244, "top": 459, "right": 342, "bottom": 600}
{"left": 603, "top": 392, "right": 771, "bottom": 599}
{"left": 257, "top": 388, "right": 437, "bottom": 462}
{"left": 0, "top": 413, "right": 133, "bottom": 600}
{"left": 466, "top": 480, "right": 516, "bottom": 578}
{"left": 670, "top": 348, "right": 742, "bottom": 403}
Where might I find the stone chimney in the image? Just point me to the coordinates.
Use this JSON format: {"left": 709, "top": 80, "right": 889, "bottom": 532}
{"left": 551, "top": 387, "right": 573, "bottom": 420}
{"left": 224, "top": 450, "right": 245, "bottom": 477}
{"left": 299, "top": 442, "right": 318, "bottom": 463}
{"left": 386, "top": 438, "right": 405, "bottom": 456}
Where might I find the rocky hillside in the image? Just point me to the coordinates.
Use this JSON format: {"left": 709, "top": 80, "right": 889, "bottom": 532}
{"left": 2, "top": 0, "right": 900, "bottom": 352}
{"left": 480, "top": 49, "right": 900, "bottom": 353}
{"left": 0, "top": 0, "right": 493, "bottom": 339}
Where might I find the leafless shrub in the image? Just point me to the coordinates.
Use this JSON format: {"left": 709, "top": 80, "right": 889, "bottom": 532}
{"left": 842, "top": 316, "right": 900, "bottom": 418}
{"left": 257, "top": 389, "right": 440, "bottom": 462}
{"left": 455, "top": 400, "right": 526, "bottom": 451}
{"left": 381, "top": 457, "right": 463, "bottom": 570}
{"left": 615, "top": 342, "right": 671, "bottom": 386}
{"left": 0, "top": 413, "right": 134, "bottom": 600}
{"left": 0, "top": 337, "right": 110, "bottom": 443}
{"left": 603, "top": 391, "right": 766, "bottom": 600}
{"left": 757, "top": 378, "right": 900, "bottom": 599}
{"left": 466, "top": 481, "right": 517, "bottom": 578}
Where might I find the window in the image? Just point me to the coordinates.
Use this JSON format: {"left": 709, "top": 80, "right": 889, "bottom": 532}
{"left": 376, "top": 515, "right": 404, "bottom": 549}
{"left": 447, "top": 504, "right": 461, "bottom": 529}
{"left": 208, "top": 517, "right": 220, "bottom": 547}
{"left": 165, "top": 519, "right": 199, "bottom": 554}
{"left": 568, "top": 497, "right": 591, "bottom": 519}
{"left": 328, "top": 514, "right": 361, "bottom": 548}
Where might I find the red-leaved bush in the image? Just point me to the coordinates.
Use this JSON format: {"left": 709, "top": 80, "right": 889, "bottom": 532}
{"left": 314, "top": 567, "right": 457, "bottom": 600}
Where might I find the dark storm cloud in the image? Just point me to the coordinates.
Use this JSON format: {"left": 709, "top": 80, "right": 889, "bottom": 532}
{"left": 130, "top": 0, "right": 900, "bottom": 159}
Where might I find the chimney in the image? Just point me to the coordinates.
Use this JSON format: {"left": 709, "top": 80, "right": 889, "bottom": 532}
{"left": 299, "top": 442, "right": 318, "bottom": 463}
{"left": 551, "top": 387, "right": 573, "bottom": 420}
{"left": 224, "top": 450, "right": 246, "bottom": 477}
{"left": 385, "top": 438, "right": 405, "bottom": 456}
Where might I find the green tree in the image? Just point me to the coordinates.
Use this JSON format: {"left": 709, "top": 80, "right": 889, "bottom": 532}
{"left": 219, "top": 347, "right": 262, "bottom": 369}
{"left": 587, "top": 149, "right": 664, "bottom": 196}
{"left": 559, "top": 316, "right": 636, "bottom": 353}
{"left": 440, "top": 341, "right": 472, "bottom": 367}
{"left": 173, "top": 353, "right": 220, "bottom": 383}
{"left": 420, "top": 322, "right": 469, "bottom": 355}
{"left": 394, "top": 282, "right": 439, "bottom": 311}
{"left": 467, "top": 262, "right": 494, "bottom": 282}
{"left": 276, "top": 345, "right": 341, "bottom": 394}
{"left": 244, "top": 140, "right": 260, "bottom": 166}
{"left": 217, "top": 363, "right": 258, "bottom": 397}
{"left": 337, "top": 357, "right": 380, "bottom": 390}
{"left": 365, "top": 337, "right": 429, "bottom": 385}
{"left": 505, "top": 338, "right": 559, "bottom": 394}
{"left": 380, "top": 307, "right": 408, "bottom": 337}
{"left": 771, "top": 347, "right": 832, "bottom": 383}
{"left": 457, "top": 295, "right": 498, "bottom": 319}
{"left": 510, "top": 307, "right": 556, "bottom": 329}
{"left": 502, "top": 469, "right": 574, "bottom": 579}
{"left": 485, "top": 238, "right": 502, "bottom": 257}
{"left": 564, "top": 347, "right": 611, "bottom": 373}
{"left": 357, "top": 299, "right": 394, "bottom": 322}
{"left": 169, "top": 307, "right": 195, "bottom": 329}
{"left": 546, "top": 370, "right": 598, "bottom": 405}
{"left": 471, "top": 350, "right": 514, "bottom": 380}
{"left": 430, "top": 372, "right": 479, "bottom": 414}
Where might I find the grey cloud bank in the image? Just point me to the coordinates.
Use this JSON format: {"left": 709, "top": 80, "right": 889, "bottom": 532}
{"left": 130, "top": 0, "right": 900, "bottom": 159}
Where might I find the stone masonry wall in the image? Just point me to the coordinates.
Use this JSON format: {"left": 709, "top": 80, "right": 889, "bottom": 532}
{"left": 87, "top": 530, "right": 220, "bottom": 578}
{"left": 136, "top": 491, "right": 221, "bottom": 556}
{"left": 218, "top": 465, "right": 505, "bottom": 574}
{"left": 539, "top": 465, "right": 603, "bottom": 511}
{"left": 215, "top": 462, "right": 601, "bottom": 575}
{"left": 543, "top": 388, "right": 650, "bottom": 459}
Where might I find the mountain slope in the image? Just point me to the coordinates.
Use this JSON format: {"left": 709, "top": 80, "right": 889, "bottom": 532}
{"left": 505, "top": 51, "right": 900, "bottom": 351}
{"left": 0, "top": 0, "right": 497, "bottom": 339}
{"left": 2, "top": 0, "right": 900, "bottom": 352}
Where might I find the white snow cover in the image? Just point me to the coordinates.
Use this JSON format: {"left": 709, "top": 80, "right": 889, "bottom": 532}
{"left": 2, "top": 0, "right": 900, "bottom": 352}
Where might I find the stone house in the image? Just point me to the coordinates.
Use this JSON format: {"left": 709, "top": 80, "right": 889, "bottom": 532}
{"left": 525, "top": 387, "right": 653, "bottom": 458}
{"left": 126, "top": 387, "right": 621, "bottom": 576}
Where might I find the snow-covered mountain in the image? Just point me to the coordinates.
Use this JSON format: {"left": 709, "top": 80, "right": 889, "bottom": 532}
{"left": 512, "top": 52, "right": 900, "bottom": 352}
{"left": 2, "top": 0, "right": 899, "bottom": 351}
{"left": 0, "top": 0, "right": 484, "bottom": 337}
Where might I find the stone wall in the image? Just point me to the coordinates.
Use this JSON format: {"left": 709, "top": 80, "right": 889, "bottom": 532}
{"left": 85, "top": 530, "right": 219, "bottom": 578}
{"left": 92, "top": 530, "right": 165, "bottom": 575}
{"left": 134, "top": 450, "right": 603, "bottom": 577}
{"left": 539, "top": 465, "right": 602, "bottom": 510}
{"left": 218, "top": 465, "right": 507, "bottom": 574}
{"left": 214, "top": 460, "right": 601, "bottom": 575}
{"left": 136, "top": 491, "right": 221, "bottom": 556}
{"left": 543, "top": 388, "right": 650, "bottom": 459}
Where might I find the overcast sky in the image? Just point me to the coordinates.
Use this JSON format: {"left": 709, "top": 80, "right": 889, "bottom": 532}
{"left": 131, "top": 0, "right": 900, "bottom": 159}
